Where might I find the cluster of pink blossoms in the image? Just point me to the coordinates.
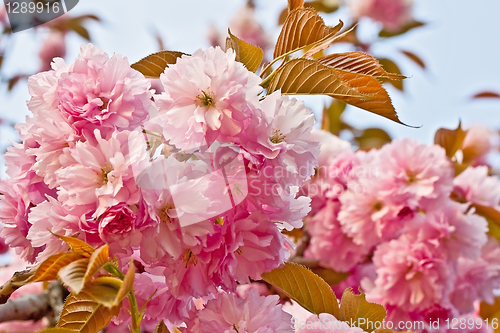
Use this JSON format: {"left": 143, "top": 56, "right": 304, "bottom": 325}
{"left": 303, "top": 130, "right": 500, "bottom": 332}
{"left": 0, "top": 44, "right": 319, "bottom": 331}
{"left": 347, "top": 0, "right": 414, "bottom": 32}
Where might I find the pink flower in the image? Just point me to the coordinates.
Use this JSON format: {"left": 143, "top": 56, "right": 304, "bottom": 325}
{"left": 183, "top": 289, "right": 293, "bottom": 333}
{"left": 294, "top": 313, "right": 364, "bottom": 333}
{"left": 377, "top": 138, "right": 454, "bottom": 208}
{"left": 28, "top": 43, "right": 152, "bottom": 134}
{"left": 228, "top": 2, "right": 271, "bottom": 52}
{"left": 39, "top": 32, "right": 66, "bottom": 72}
{"left": 154, "top": 47, "right": 262, "bottom": 150}
{"left": 348, "top": 0, "right": 414, "bottom": 32}
{"left": 55, "top": 129, "right": 148, "bottom": 217}
{"left": 305, "top": 200, "right": 371, "bottom": 272}
{"left": 453, "top": 166, "right": 500, "bottom": 208}
{"left": 449, "top": 237, "right": 500, "bottom": 314}
{"left": 367, "top": 236, "right": 452, "bottom": 312}
{"left": 461, "top": 125, "right": 493, "bottom": 165}
{"left": 247, "top": 91, "right": 319, "bottom": 187}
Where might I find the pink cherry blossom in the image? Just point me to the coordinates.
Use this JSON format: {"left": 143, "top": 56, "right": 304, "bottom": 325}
{"left": 55, "top": 129, "right": 149, "bottom": 217}
{"left": 28, "top": 43, "right": 152, "bottom": 135}
{"left": 305, "top": 200, "right": 371, "bottom": 272}
{"left": 310, "top": 129, "right": 351, "bottom": 169}
{"left": 348, "top": 0, "right": 414, "bottom": 32}
{"left": 367, "top": 236, "right": 452, "bottom": 312}
{"left": 453, "top": 166, "right": 500, "bottom": 208}
{"left": 154, "top": 47, "right": 262, "bottom": 150}
{"left": 183, "top": 289, "right": 293, "bottom": 333}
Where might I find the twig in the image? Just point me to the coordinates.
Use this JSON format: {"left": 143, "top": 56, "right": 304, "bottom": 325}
{"left": 0, "top": 292, "right": 50, "bottom": 323}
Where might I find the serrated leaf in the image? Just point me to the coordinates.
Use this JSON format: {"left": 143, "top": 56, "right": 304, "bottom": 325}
{"left": 377, "top": 58, "right": 404, "bottom": 91}
{"left": 274, "top": 8, "right": 343, "bottom": 59}
{"left": 339, "top": 288, "right": 386, "bottom": 332}
{"left": 261, "top": 262, "right": 339, "bottom": 318}
{"left": 267, "top": 58, "right": 364, "bottom": 98}
{"left": 302, "top": 23, "right": 353, "bottom": 59}
{"left": 401, "top": 50, "right": 426, "bottom": 69}
{"left": 115, "top": 260, "right": 135, "bottom": 304}
{"left": 318, "top": 52, "right": 406, "bottom": 80}
{"left": 83, "top": 245, "right": 109, "bottom": 284}
{"left": 58, "top": 258, "right": 90, "bottom": 294}
{"left": 31, "top": 252, "right": 83, "bottom": 283}
{"left": 131, "top": 51, "right": 186, "bottom": 79}
{"left": 434, "top": 122, "right": 467, "bottom": 159}
{"left": 55, "top": 235, "right": 94, "bottom": 258}
{"left": 57, "top": 291, "right": 120, "bottom": 333}
{"left": 225, "top": 29, "right": 264, "bottom": 73}
{"left": 85, "top": 277, "right": 122, "bottom": 308}
{"left": 288, "top": 0, "right": 305, "bottom": 12}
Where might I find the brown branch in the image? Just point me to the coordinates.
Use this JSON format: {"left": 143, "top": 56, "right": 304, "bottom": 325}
{"left": 0, "top": 268, "right": 37, "bottom": 304}
{"left": 0, "top": 292, "right": 50, "bottom": 323}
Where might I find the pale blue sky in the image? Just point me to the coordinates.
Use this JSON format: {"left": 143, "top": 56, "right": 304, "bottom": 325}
{"left": 1, "top": 0, "right": 500, "bottom": 174}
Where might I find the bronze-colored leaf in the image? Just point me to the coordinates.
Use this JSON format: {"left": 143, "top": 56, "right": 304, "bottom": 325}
{"left": 115, "top": 260, "right": 136, "bottom": 304}
{"left": 377, "top": 58, "right": 404, "bottom": 91}
{"left": 355, "top": 128, "right": 392, "bottom": 150}
{"left": 55, "top": 235, "right": 94, "bottom": 258}
{"left": 261, "top": 262, "right": 340, "bottom": 318}
{"left": 57, "top": 291, "right": 120, "bottom": 333}
{"left": 472, "top": 91, "right": 500, "bottom": 99}
{"left": 288, "top": 0, "right": 305, "bottom": 12}
{"left": 85, "top": 277, "right": 122, "bottom": 308}
{"left": 302, "top": 23, "right": 353, "bottom": 59}
{"left": 225, "top": 29, "right": 264, "bottom": 73}
{"left": 322, "top": 100, "right": 347, "bottom": 135}
{"left": 318, "top": 52, "right": 406, "bottom": 79}
{"left": 83, "top": 245, "right": 109, "bottom": 284}
{"left": 267, "top": 58, "right": 408, "bottom": 125}
{"left": 338, "top": 288, "right": 386, "bottom": 332}
{"left": 131, "top": 51, "right": 186, "bottom": 79}
{"left": 38, "top": 328, "right": 78, "bottom": 333}
{"left": 379, "top": 20, "right": 425, "bottom": 38}
{"left": 31, "top": 252, "right": 83, "bottom": 283}
{"left": 479, "top": 297, "right": 500, "bottom": 333}
{"left": 274, "top": 8, "right": 343, "bottom": 59}
{"left": 289, "top": 257, "right": 350, "bottom": 286}
{"left": 401, "top": 50, "right": 426, "bottom": 69}
{"left": 58, "top": 258, "right": 90, "bottom": 294}
{"left": 267, "top": 58, "right": 364, "bottom": 99}
{"left": 434, "top": 122, "right": 467, "bottom": 159}
{"left": 332, "top": 69, "right": 407, "bottom": 125}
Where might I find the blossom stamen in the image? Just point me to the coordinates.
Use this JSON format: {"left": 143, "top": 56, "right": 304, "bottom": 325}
{"left": 269, "top": 129, "right": 286, "bottom": 144}
{"left": 196, "top": 90, "right": 215, "bottom": 107}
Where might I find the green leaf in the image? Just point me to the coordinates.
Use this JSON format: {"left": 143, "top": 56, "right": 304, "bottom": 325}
{"left": 225, "top": 29, "right": 264, "bottom": 73}
{"left": 355, "top": 128, "right": 392, "bottom": 150}
{"left": 131, "top": 51, "right": 186, "bottom": 79}
{"left": 57, "top": 291, "right": 120, "bottom": 333}
{"left": 85, "top": 277, "right": 122, "bottom": 308}
{"left": 261, "top": 262, "right": 340, "bottom": 318}
{"left": 338, "top": 288, "right": 387, "bottom": 332}
{"left": 321, "top": 100, "right": 347, "bottom": 136}
{"left": 377, "top": 58, "right": 404, "bottom": 91}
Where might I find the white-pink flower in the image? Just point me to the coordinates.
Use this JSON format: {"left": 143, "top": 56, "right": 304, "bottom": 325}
{"left": 348, "top": 0, "right": 414, "bottom": 32}
{"left": 55, "top": 129, "right": 148, "bottom": 217}
{"left": 28, "top": 43, "right": 152, "bottom": 134}
{"left": 295, "top": 313, "right": 364, "bottom": 333}
{"left": 39, "top": 32, "right": 66, "bottom": 72}
{"left": 454, "top": 166, "right": 500, "bottom": 208}
{"left": 154, "top": 47, "right": 262, "bottom": 150}
{"left": 183, "top": 289, "right": 293, "bottom": 333}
